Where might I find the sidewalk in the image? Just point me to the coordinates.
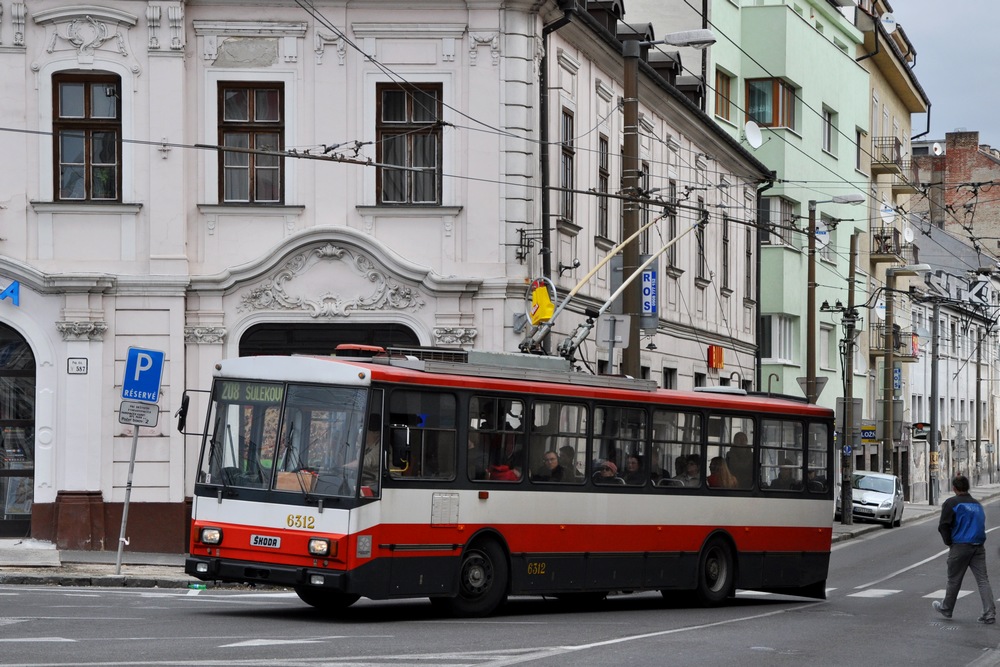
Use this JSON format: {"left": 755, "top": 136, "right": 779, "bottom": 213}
{"left": 4, "top": 480, "right": 1000, "bottom": 589}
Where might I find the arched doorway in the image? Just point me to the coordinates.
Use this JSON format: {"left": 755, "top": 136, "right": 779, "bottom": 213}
{"left": 0, "top": 324, "right": 35, "bottom": 538}
{"left": 239, "top": 322, "right": 420, "bottom": 357}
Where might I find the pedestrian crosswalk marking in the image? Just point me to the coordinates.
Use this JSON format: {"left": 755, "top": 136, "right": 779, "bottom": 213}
{"left": 847, "top": 589, "right": 901, "bottom": 598}
{"left": 923, "top": 589, "right": 973, "bottom": 599}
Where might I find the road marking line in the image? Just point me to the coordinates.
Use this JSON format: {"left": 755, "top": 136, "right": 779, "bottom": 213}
{"left": 847, "top": 589, "right": 901, "bottom": 598}
{"left": 924, "top": 589, "right": 973, "bottom": 599}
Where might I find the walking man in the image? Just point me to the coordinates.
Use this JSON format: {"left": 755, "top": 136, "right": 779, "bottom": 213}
{"left": 933, "top": 474, "right": 996, "bottom": 623}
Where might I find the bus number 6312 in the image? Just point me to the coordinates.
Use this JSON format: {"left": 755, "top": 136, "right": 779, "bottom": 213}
{"left": 527, "top": 562, "right": 546, "bottom": 575}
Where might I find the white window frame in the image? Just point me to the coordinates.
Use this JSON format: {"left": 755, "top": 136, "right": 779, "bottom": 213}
{"left": 762, "top": 314, "right": 795, "bottom": 364}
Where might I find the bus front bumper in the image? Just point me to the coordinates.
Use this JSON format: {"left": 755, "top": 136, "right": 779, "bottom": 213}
{"left": 185, "top": 556, "right": 347, "bottom": 590}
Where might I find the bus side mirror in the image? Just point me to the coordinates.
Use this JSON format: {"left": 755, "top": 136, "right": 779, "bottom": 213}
{"left": 175, "top": 393, "right": 190, "bottom": 433}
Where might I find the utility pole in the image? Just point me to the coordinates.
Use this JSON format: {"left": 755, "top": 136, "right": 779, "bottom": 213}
{"left": 976, "top": 326, "right": 983, "bottom": 483}
{"left": 806, "top": 201, "right": 818, "bottom": 404}
{"left": 841, "top": 234, "right": 858, "bottom": 524}
{"left": 929, "top": 299, "right": 940, "bottom": 505}
{"left": 882, "top": 273, "right": 898, "bottom": 474}
{"left": 620, "top": 38, "right": 641, "bottom": 378}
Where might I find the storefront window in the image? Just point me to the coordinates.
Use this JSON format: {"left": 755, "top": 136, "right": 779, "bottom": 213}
{"left": 0, "top": 325, "right": 34, "bottom": 536}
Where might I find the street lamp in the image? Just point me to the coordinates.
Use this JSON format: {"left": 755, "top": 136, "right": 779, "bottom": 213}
{"left": 881, "top": 263, "right": 930, "bottom": 474}
{"left": 806, "top": 194, "right": 865, "bottom": 403}
{"left": 620, "top": 29, "right": 716, "bottom": 378}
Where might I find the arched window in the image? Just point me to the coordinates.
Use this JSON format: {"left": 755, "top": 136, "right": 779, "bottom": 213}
{"left": 0, "top": 324, "right": 35, "bottom": 537}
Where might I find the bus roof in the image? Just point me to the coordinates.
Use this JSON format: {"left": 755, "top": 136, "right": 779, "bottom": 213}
{"left": 219, "top": 350, "right": 833, "bottom": 419}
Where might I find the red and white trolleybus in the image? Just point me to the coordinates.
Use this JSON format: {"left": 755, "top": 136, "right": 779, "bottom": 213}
{"left": 182, "top": 346, "right": 834, "bottom": 616}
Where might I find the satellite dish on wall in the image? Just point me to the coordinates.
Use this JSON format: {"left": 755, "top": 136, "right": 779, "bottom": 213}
{"left": 880, "top": 13, "right": 897, "bottom": 34}
{"left": 880, "top": 204, "right": 895, "bottom": 224}
{"left": 903, "top": 226, "right": 914, "bottom": 243}
{"left": 932, "top": 142, "right": 943, "bottom": 155}
{"left": 744, "top": 121, "right": 763, "bottom": 149}
{"left": 874, "top": 300, "right": 886, "bottom": 321}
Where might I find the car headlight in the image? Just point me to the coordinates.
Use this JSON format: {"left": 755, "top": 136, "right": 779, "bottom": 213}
{"left": 879, "top": 499, "right": 893, "bottom": 509}
{"left": 200, "top": 527, "right": 223, "bottom": 545}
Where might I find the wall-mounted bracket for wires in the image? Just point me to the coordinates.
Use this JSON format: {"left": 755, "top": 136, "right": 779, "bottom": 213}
{"left": 505, "top": 227, "right": 546, "bottom": 264}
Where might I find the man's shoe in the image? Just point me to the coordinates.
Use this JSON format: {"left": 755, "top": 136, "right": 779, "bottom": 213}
{"left": 933, "top": 601, "right": 953, "bottom": 619}
{"left": 978, "top": 615, "right": 996, "bottom": 625}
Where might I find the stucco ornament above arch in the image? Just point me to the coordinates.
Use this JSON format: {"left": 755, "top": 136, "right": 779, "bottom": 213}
{"left": 236, "top": 242, "right": 425, "bottom": 319}
{"left": 32, "top": 5, "right": 140, "bottom": 71}
{"left": 200, "top": 227, "right": 483, "bottom": 346}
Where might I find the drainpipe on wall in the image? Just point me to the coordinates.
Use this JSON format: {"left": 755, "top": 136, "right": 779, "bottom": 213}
{"left": 539, "top": 2, "right": 576, "bottom": 284}
{"left": 755, "top": 174, "right": 776, "bottom": 391}
{"left": 912, "top": 103, "right": 931, "bottom": 141}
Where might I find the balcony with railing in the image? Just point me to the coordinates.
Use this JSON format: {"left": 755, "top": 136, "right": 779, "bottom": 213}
{"left": 871, "top": 137, "right": 903, "bottom": 175}
{"left": 871, "top": 226, "right": 903, "bottom": 262}
{"left": 891, "top": 158, "right": 920, "bottom": 194}
{"left": 870, "top": 322, "right": 921, "bottom": 362}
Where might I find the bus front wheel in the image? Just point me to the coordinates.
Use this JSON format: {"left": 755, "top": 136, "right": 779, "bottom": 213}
{"left": 442, "top": 540, "right": 508, "bottom": 617}
{"left": 294, "top": 587, "right": 360, "bottom": 612}
{"left": 695, "top": 537, "right": 734, "bottom": 606}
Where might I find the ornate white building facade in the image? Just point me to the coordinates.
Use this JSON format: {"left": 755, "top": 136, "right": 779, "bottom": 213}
{"left": 0, "top": 0, "right": 768, "bottom": 550}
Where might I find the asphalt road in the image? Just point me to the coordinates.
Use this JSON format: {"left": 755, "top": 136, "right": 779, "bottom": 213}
{"left": 3, "top": 498, "right": 1000, "bottom": 666}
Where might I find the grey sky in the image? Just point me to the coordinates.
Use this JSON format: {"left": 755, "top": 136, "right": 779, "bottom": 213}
{"left": 895, "top": 1, "right": 1000, "bottom": 148}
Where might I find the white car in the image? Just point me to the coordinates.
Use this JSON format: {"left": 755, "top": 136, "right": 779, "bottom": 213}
{"left": 835, "top": 471, "right": 904, "bottom": 528}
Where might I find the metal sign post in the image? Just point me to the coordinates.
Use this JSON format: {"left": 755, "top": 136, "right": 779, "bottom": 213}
{"left": 115, "top": 348, "right": 164, "bottom": 575}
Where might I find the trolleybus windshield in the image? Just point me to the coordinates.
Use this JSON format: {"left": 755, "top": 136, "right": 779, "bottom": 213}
{"left": 198, "top": 379, "right": 369, "bottom": 498}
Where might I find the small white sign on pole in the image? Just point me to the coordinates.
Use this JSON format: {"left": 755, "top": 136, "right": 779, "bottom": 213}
{"left": 118, "top": 400, "right": 159, "bottom": 428}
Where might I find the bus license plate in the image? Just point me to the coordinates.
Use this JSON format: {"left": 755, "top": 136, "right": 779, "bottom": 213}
{"left": 250, "top": 534, "right": 281, "bottom": 549}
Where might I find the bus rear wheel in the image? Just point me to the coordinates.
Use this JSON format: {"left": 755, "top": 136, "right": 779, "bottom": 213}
{"left": 695, "top": 537, "right": 734, "bottom": 606}
{"left": 442, "top": 540, "right": 508, "bottom": 617}
{"left": 294, "top": 587, "right": 360, "bottom": 612}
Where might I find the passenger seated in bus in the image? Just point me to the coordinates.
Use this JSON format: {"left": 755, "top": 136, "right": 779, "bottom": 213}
{"left": 726, "top": 432, "right": 752, "bottom": 487}
{"left": 623, "top": 454, "right": 645, "bottom": 485}
{"left": 769, "top": 458, "right": 800, "bottom": 490}
{"left": 532, "top": 450, "right": 566, "bottom": 481}
{"left": 558, "top": 445, "right": 583, "bottom": 480}
{"left": 486, "top": 463, "right": 521, "bottom": 481}
{"left": 467, "top": 434, "right": 488, "bottom": 480}
{"left": 672, "top": 455, "right": 701, "bottom": 487}
{"left": 806, "top": 468, "right": 827, "bottom": 491}
{"left": 707, "top": 457, "right": 738, "bottom": 489}
{"left": 593, "top": 460, "right": 623, "bottom": 484}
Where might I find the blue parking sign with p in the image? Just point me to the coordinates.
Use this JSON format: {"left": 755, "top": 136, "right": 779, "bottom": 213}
{"left": 122, "top": 347, "right": 165, "bottom": 404}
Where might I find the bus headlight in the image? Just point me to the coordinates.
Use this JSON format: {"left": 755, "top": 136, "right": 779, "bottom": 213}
{"left": 308, "top": 538, "right": 334, "bottom": 557}
{"left": 200, "top": 527, "right": 223, "bottom": 545}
